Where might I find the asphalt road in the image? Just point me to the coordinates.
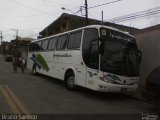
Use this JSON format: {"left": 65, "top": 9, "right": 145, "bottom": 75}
{"left": 0, "top": 54, "right": 158, "bottom": 119}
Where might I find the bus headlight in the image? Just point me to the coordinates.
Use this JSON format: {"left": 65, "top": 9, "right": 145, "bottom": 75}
{"left": 99, "top": 77, "right": 114, "bottom": 83}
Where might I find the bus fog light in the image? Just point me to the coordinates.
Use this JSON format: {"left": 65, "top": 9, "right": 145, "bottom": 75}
{"left": 133, "top": 81, "right": 139, "bottom": 85}
{"left": 99, "top": 85, "right": 107, "bottom": 89}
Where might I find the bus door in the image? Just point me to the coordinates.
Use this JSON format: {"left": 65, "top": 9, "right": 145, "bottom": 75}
{"left": 82, "top": 28, "right": 100, "bottom": 89}
{"left": 86, "top": 40, "right": 100, "bottom": 90}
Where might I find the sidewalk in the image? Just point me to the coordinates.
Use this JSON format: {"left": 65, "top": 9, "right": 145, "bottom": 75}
{"left": 131, "top": 90, "right": 146, "bottom": 101}
{"left": 123, "top": 86, "right": 150, "bottom": 102}
{"left": 128, "top": 88, "right": 154, "bottom": 104}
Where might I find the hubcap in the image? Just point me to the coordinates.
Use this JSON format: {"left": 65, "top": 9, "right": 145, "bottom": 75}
{"left": 67, "top": 76, "right": 75, "bottom": 88}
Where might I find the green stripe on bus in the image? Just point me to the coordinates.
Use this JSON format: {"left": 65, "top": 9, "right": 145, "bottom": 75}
{"left": 36, "top": 54, "right": 49, "bottom": 72}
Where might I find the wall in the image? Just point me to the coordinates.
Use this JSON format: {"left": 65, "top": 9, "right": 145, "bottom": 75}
{"left": 134, "top": 28, "right": 160, "bottom": 88}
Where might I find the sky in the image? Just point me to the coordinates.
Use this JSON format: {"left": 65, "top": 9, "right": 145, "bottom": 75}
{"left": 0, "top": 0, "right": 160, "bottom": 41}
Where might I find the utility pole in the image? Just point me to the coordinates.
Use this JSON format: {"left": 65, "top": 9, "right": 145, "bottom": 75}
{"left": 85, "top": 0, "right": 88, "bottom": 25}
{"left": 10, "top": 29, "right": 18, "bottom": 39}
{"left": 10, "top": 29, "right": 19, "bottom": 58}
{"left": 0, "top": 31, "right": 2, "bottom": 45}
{"left": 101, "top": 11, "right": 104, "bottom": 25}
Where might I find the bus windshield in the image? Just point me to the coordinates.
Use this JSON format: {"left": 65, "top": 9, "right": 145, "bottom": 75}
{"left": 100, "top": 27, "right": 141, "bottom": 77}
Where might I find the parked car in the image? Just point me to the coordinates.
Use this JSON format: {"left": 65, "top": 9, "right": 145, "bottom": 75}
{"left": 4, "top": 54, "right": 13, "bottom": 62}
{"left": 142, "top": 67, "right": 160, "bottom": 113}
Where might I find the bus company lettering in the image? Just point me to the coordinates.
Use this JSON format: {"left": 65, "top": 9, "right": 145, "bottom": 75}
{"left": 110, "top": 33, "right": 131, "bottom": 42}
{"left": 53, "top": 53, "right": 72, "bottom": 58}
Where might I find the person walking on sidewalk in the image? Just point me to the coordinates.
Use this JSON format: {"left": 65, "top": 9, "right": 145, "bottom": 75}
{"left": 12, "top": 57, "right": 18, "bottom": 73}
{"left": 21, "top": 57, "right": 26, "bottom": 73}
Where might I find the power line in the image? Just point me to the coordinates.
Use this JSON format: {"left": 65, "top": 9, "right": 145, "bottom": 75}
{"left": 88, "top": 0, "right": 122, "bottom": 9}
{"left": 123, "top": 9, "right": 160, "bottom": 20}
{"left": 113, "top": 11, "right": 160, "bottom": 22}
{"left": 41, "top": 0, "right": 79, "bottom": 7}
{"left": 11, "top": 0, "right": 122, "bottom": 38}
{"left": 0, "top": 11, "right": 54, "bottom": 19}
{"left": 108, "top": 6, "right": 160, "bottom": 23}
{"left": 7, "top": 0, "right": 53, "bottom": 16}
{"left": 27, "top": 0, "right": 119, "bottom": 38}
{"left": 69, "top": 0, "right": 122, "bottom": 16}
{"left": 75, "top": 0, "right": 122, "bottom": 20}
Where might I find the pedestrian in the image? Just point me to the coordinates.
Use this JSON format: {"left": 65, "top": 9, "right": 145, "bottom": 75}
{"left": 12, "top": 57, "right": 17, "bottom": 73}
{"left": 21, "top": 57, "right": 26, "bottom": 73}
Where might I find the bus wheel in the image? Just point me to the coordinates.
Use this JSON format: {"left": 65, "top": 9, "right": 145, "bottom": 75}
{"left": 65, "top": 74, "right": 76, "bottom": 90}
{"left": 157, "top": 96, "right": 160, "bottom": 114}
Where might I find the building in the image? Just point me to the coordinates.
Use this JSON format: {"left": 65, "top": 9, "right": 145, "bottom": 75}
{"left": 11, "top": 36, "right": 34, "bottom": 59}
{"left": 133, "top": 24, "right": 160, "bottom": 89}
{"left": 1, "top": 41, "right": 12, "bottom": 54}
{"left": 39, "top": 13, "right": 138, "bottom": 38}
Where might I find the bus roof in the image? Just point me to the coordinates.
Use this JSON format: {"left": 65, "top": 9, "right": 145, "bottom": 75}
{"left": 32, "top": 25, "right": 133, "bottom": 43}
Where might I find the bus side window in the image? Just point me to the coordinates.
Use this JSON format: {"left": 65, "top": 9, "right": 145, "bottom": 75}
{"left": 32, "top": 43, "right": 36, "bottom": 52}
{"left": 68, "top": 31, "right": 82, "bottom": 49}
{"left": 34, "top": 42, "right": 38, "bottom": 51}
{"left": 56, "top": 34, "right": 68, "bottom": 50}
{"left": 82, "top": 28, "right": 99, "bottom": 69}
{"left": 35, "top": 41, "right": 42, "bottom": 51}
{"left": 48, "top": 37, "right": 57, "bottom": 50}
{"left": 41, "top": 39, "right": 49, "bottom": 51}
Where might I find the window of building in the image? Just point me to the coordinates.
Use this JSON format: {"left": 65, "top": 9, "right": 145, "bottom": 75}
{"left": 48, "top": 37, "right": 57, "bottom": 50}
{"left": 56, "top": 34, "right": 68, "bottom": 50}
{"left": 68, "top": 31, "right": 82, "bottom": 49}
{"left": 62, "top": 22, "right": 67, "bottom": 28}
{"left": 41, "top": 39, "right": 49, "bottom": 50}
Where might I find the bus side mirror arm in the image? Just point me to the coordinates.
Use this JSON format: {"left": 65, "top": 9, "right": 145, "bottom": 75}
{"left": 138, "top": 50, "right": 142, "bottom": 64}
{"left": 99, "top": 39, "right": 104, "bottom": 54}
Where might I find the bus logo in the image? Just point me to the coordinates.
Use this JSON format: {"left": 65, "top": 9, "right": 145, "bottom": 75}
{"left": 31, "top": 53, "right": 49, "bottom": 72}
{"left": 100, "top": 74, "right": 121, "bottom": 83}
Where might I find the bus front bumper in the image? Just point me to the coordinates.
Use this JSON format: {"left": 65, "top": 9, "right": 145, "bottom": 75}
{"left": 96, "top": 81, "right": 138, "bottom": 93}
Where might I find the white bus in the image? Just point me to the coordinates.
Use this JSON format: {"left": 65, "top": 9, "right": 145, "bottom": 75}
{"left": 27, "top": 25, "right": 141, "bottom": 92}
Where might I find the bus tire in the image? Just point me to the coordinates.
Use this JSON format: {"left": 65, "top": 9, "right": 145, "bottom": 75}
{"left": 65, "top": 71, "right": 76, "bottom": 90}
{"left": 157, "top": 96, "right": 160, "bottom": 114}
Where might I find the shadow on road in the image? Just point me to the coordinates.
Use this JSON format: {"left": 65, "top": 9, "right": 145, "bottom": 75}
{"left": 29, "top": 72, "right": 134, "bottom": 101}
